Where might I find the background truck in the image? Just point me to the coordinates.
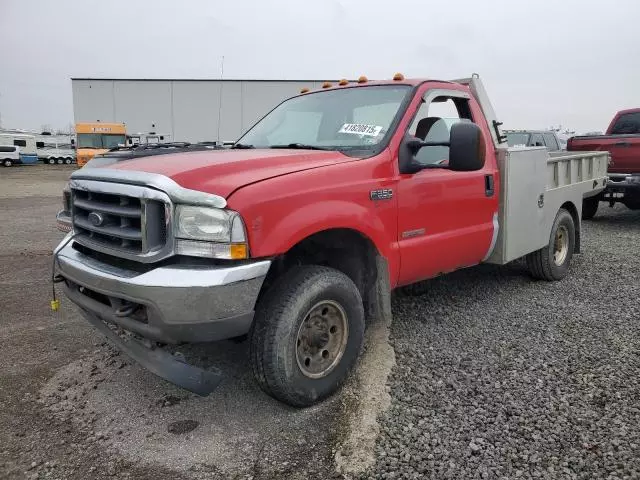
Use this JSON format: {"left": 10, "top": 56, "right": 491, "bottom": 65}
{"left": 567, "top": 108, "right": 640, "bottom": 218}
{"left": 504, "top": 129, "right": 564, "bottom": 151}
{"left": 75, "top": 122, "right": 127, "bottom": 167}
{"left": 54, "top": 74, "right": 608, "bottom": 407}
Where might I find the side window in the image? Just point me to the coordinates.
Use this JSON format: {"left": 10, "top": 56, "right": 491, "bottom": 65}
{"left": 408, "top": 96, "right": 473, "bottom": 166}
{"left": 14, "top": 139, "right": 27, "bottom": 147}
{"left": 36, "top": 141, "right": 45, "bottom": 149}
{"left": 543, "top": 133, "right": 559, "bottom": 151}
{"left": 0, "top": 146, "right": 16, "bottom": 153}
{"left": 530, "top": 133, "right": 545, "bottom": 147}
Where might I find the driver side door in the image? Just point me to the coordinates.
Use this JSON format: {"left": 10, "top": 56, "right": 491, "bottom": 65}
{"left": 396, "top": 88, "right": 498, "bottom": 287}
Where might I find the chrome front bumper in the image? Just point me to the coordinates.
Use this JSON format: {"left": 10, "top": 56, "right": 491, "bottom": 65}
{"left": 54, "top": 236, "right": 271, "bottom": 344}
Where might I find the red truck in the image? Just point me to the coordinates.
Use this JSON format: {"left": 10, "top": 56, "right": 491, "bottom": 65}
{"left": 53, "top": 75, "right": 608, "bottom": 407}
{"left": 568, "top": 108, "right": 640, "bottom": 218}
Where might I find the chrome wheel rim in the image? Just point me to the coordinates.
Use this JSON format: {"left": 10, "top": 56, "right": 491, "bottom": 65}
{"left": 553, "top": 225, "right": 569, "bottom": 266}
{"left": 296, "top": 300, "right": 349, "bottom": 379}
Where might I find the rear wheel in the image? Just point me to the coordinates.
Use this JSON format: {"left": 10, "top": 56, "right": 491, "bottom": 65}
{"left": 250, "top": 266, "right": 365, "bottom": 407}
{"left": 526, "top": 208, "right": 575, "bottom": 281}
{"left": 64, "top": 157, "right": 72, "bottom": 164}
{"left": 56, "top": 158, "right": 64, "bottom": 164}
{"left": 582, "top": 197, "right": 599, "bottom": 220}
{"left": 48, "top": 158, "right": 56, "bottom": 165}
{"left": 2, "top": 159, "right": 12, "bottom": 167}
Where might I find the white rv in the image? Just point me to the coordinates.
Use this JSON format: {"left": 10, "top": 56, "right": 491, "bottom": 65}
{"left": 0, "top": 133, "right": 38, "bottom": 165}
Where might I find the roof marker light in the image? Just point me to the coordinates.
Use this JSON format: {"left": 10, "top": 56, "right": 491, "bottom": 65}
{"left": 338, "top": 79, "right": 349, "bottom": 86}
{"left": 357, "top": 76, "right": 368, "bottom": 83}
{"left": 393, "top": 73, "right": 405, "bottom": 81}
{"left": 322, "top": 82, "right": 332, "bottom": 88}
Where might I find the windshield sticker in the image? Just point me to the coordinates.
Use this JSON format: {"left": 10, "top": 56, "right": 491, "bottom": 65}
{"left": 339, "top": 123, "right": 383, "bottom": 137}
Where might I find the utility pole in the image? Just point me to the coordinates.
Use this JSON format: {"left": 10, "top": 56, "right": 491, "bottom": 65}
{"left": 216, "top": 56, "right": 224, "bottom": 144}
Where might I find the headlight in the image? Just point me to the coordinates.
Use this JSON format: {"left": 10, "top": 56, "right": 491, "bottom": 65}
{"left": 174, "top": 205, "right": 248, "bottom": 259}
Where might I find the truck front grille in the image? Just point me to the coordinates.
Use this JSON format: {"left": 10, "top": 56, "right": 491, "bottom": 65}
{"left": 72, "top": 189, "right": 167, "bottom": 256}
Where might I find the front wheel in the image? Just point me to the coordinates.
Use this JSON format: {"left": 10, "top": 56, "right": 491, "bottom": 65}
{"left": 526, "top": 208, "right": 575, "bottom": 281}
{"left": 582, "top": 197, "right": 599, "bottom": 220}
{"left": 250, "top": 266, "right": 365, "bottom": 407}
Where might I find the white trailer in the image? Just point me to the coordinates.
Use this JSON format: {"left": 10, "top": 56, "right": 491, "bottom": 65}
{"left": 35, "top": 133, "right": 76, "bottom": 165}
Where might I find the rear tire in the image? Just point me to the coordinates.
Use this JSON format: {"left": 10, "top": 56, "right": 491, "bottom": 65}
{"left": 526, "top": 208, "right": 575, "bottom": 281}
{"left": 56, "top": 158, "right": 64, "bottom": 164}
{"left": 2, "top": 159, "right": 12, "bottom": 167}
{"left": 48, "top": 158, "right": 55, "bottom": 165}
{"left": 582, "top": 197, "right": 599, "bottom": 220}
{"left": 249, "top": 265, "right": 365, "bottom": 407}
{"left": 64, "top": 157, "right": 72, "bottom": 164}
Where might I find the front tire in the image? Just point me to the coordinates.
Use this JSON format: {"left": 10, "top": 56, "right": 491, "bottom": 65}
{"left": 526, "top": 208, "right": 575, "bottom": 281}
{"left": 582, "top": 197, "right": 599, "bottom": 220}
{"left": 250, "top": 266, "right": 365, "bottom": 407}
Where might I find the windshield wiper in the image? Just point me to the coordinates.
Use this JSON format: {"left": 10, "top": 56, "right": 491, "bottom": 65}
{"left": 269, "top": 143, "right": 332, "bottom": 151}
{"left": 231, "top": 143, "right": 255, "bottom": 149}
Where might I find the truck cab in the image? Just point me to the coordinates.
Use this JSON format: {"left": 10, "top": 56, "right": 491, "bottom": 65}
{"left": 54, "top": 75, "right": 607, "bottom": 407}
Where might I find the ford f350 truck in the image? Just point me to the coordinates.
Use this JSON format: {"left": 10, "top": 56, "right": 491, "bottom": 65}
{"left": 53, "top": 74, "right": 608, "bottom": 407}
{"left": 568, "top": 108, "right": 640, "bottom": 219}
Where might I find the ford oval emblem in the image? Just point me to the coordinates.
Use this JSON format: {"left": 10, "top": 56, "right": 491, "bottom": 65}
{"left": 88, "top": 212, "right": 104, "bottom": 227}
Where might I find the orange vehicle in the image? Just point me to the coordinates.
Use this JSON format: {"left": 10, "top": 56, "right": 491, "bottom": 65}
{"left": 75, "top": 122, "right": 126, "bottom": 167}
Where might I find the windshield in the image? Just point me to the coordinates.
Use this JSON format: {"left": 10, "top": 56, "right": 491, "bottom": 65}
{"left": 77, "top": 133, "right": 126, "bottom": 149}
{"left": 237, "top": 85, "right": 411, "bottom": 150}
{"left": 506, "top": 132, "right": 530, "bottom": 146}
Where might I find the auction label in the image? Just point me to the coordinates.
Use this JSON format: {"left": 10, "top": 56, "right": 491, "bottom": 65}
{"left": 339, "top": 123, "right": 383, "bottom": 137}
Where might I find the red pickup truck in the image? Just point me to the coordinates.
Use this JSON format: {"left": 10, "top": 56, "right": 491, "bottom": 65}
{"left": 567, "top": 108, "right": 640, "bottom": 218}
{"left": 53, "top": 75, "right": 607, "bottom": 406}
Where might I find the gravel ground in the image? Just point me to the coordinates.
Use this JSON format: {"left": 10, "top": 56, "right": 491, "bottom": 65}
{"left": 368, "top": 206, "right": 640, "bottom": 479}
{"left": 2, "top": 165, "right": 640, "bottom": 479}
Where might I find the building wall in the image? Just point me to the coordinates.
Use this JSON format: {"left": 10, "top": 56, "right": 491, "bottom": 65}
{"left": 72, "top": 79, "right": 328, "bottom": 143}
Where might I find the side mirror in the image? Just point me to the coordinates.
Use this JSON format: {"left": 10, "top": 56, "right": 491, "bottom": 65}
{"left": 448, "top": 122, "right": 485, "bottom": 172}
{"left": 398, "top": 136, "right": 424, "bottom": 174}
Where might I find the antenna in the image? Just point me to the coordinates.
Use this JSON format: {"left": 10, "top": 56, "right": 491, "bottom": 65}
{"left": 216, "top": 56, "right": 224, "bottom": 143}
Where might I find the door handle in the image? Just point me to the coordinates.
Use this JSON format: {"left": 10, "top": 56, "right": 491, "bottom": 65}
{"left": 485, "top": 174, "right": 495, "bottom": 197}
{"left": 614, "top": 142, "right": 631, "bottom": 147}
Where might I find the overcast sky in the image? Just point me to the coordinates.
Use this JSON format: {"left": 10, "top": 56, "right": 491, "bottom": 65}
{"left": 1, "top": 0, "right": 638, "bottom": 134}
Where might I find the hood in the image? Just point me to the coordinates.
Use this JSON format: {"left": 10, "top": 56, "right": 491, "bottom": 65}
{"left": 108, "top": 149, "right": 353, "bottom": 198}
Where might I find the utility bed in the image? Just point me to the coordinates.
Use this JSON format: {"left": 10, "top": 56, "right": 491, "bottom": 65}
{"left": 487, "top": 147, "right": 609, "bottom": 264}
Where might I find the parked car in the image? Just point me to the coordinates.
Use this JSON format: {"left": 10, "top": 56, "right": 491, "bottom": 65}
{"left": 53, "top": 74, "right": 607, "bottom": 407}
{"left": 0, "top": 145, "right": 20, "bottom": 167}
{"left": 504, "top": 130, "right": 564, "bottom": 151}
{"left": 568, "top": 108, "right": 640, "bottom": 218}
{"left": 56, "top": 142, "right": 224, "bottom": 231}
